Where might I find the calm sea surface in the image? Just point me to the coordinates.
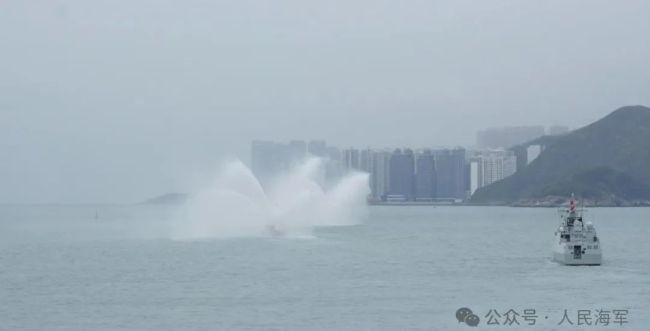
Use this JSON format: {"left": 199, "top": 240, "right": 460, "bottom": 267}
{"left": 1, "top": 205, "right": 649, "bottom": 330}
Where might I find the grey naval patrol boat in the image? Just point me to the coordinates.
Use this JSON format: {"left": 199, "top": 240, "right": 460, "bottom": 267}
{"left": 552, "top": 196, "right": 602, "bottom": 265}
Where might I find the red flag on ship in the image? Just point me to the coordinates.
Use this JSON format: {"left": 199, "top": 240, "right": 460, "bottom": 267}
{"left": 569, "top": 198, "right": 576, "bottom": 211}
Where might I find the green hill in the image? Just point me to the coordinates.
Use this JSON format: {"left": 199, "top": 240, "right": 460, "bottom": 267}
{"left": 471, "top": 105, "right": 650, "bottom": 205}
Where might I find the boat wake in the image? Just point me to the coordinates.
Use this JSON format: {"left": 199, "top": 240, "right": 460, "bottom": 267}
{"left": 170, "top": 158, "right": 369, "bottom": 239}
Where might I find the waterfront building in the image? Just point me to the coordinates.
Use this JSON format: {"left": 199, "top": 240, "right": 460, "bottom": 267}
{"left": 469, "top": 158, "right": 480, "bottom": 196}
{"left": 343, "top": 148, "right": 360, "bottom": 171}
{"left": 435, "top": 148, "right": 467, "bottom": 200}
{"left": 359, "top": 149, "right": 372, "bottom": 173}
{"left": 415, "top": 150, "right": 436, "bottom": 201}
{"left": 370, "top": 151, "right": 391, "bottom": 200}
{"left": 469, "top": 149, "right": 517, "bottom": 196}
{"left": 388, "top": 149, "right": 415, "bottom": 200}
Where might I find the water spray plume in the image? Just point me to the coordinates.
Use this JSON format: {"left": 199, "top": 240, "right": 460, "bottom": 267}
{"left": 172, "top": 157, "right": 370, "bottom": 239}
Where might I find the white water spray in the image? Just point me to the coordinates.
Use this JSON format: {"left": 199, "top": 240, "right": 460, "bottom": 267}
{"left": 171, "top": 158, "right": 370, "bottom": 239}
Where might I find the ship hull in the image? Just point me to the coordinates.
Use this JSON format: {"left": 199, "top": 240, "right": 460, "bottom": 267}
{"left": 552, "top": 251, "right": 602, "bottom": 265}
{"left": 552, "top": 242, "right": 602, "bottom": 265}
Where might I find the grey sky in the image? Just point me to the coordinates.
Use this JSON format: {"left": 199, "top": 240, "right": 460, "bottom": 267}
{"left": 1, "top": 0, "right": 649, "bottom": 203}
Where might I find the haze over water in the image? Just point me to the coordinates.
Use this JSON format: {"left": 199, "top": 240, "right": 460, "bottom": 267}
{"left": 2, "top": 2, "right": 650, "bottom": 329}
{"left": 2, "top": 203, "right": 649, "bottom": 330}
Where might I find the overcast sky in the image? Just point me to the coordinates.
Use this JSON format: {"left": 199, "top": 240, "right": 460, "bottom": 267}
{"left": 1, "top": 0, "right": 649, "bottom": 203}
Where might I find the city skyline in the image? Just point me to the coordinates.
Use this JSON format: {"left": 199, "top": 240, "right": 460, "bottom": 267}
{"left": 253, "top": 124, "right": 570, "bottom": 158}
{"left": 251, "top": 138, "right": 527, "bottom": 203}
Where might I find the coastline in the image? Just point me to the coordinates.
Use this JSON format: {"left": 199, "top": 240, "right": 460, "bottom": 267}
{"left": 368, "top": 199, "right": 650, "bottom": 208}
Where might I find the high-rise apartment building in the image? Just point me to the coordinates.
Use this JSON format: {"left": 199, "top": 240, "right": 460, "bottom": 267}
{"left": 343, "top": 148, "right": 360, "bottom": 171}
{"left": 415, "top": 150, "right": 436, "bottom": 201}
{"left": 435, "top": 148, "right": 467, "bottom": 200}
{"left": 370, "top": 151, "right": 391, "bottom": 200}
{"left": 388, "top": 149, "right": 415, "bottom": 200}
{"left": 469, "top": 149, "right": 517, "bottom": 196}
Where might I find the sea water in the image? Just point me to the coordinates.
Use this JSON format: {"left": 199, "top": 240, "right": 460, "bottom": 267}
{"left": 1, "top": 205, "right": 649, "bottom": 331}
